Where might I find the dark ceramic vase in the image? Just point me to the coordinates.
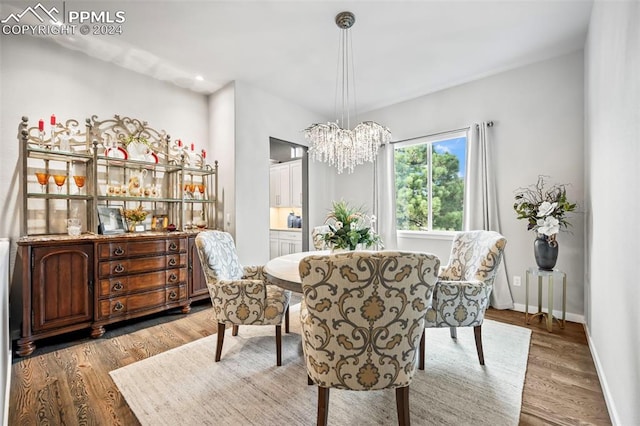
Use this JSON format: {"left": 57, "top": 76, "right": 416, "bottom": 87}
{"left": 534, "top": 235, "right": 558, "bottom": 270}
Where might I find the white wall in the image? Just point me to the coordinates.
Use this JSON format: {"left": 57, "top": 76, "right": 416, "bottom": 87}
{"left": 585, "top": 2, "right": 639, "bottom": 424}
{"left": 0, "top": 35, "right": 209, "bottom": 334}
{"left": 208, "top": 82, "right": 236, "bottom": 233}
{"left": 233, "top": 81, "right": 331, "bottom": 265}
{"left": 334, "top": 52, "right": 586, "bottom": 319}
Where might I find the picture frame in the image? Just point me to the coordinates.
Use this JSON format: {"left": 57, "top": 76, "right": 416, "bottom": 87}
{"left": 97, "top": 205, "right": 128, "bottom": 235}
{"left": 151, "top": 214, "right": 169, "bottom": 231}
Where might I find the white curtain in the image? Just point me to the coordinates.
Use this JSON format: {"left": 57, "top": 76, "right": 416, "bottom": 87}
{"left": 374, "top": 143, "right": 397, "bottom": 250}
{"left": 464, "top": 122, "right": 514, "bottom": 309}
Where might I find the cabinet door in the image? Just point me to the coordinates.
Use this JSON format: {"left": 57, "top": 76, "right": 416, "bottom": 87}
{"left": 278, "top": 240, "right": 302, "bottom": 256}
{"left": 31, "top": 244, "right": 93, "bottom": 332}
{"left": 278, "top": 165, "right": 291, "bottom": 206}
{"left": 290, "top": 160, "right": 303, "bottom": 207}
{"left": 270, "top": 237, "right": 280, "bottom": 259}
{"left": 270, "top": 164, "right": 291, "bottom": 207}
{"left": 279, "top": 240, "right": 292, "bottom": 256}
{"left": 291, "top": 239, "right": 303, "bottom": 253}
{"left": 188, "top": 236, "right": 208, "bottom": 299}
{"left": 269, "top": 167, "right": 279, "bottom": 207}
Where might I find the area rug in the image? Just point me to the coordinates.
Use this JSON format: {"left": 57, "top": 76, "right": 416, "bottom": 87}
{"left": 111, "top": 305, "right": 531, "bottom": 426}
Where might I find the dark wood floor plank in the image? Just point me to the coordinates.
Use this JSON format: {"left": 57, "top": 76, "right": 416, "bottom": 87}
{"left": 9, "top": 304, "right": 610, "bottom": 425}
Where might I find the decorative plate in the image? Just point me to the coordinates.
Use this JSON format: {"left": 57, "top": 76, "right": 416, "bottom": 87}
{"left": 104, "top": 146, "right": 128, "bottom": 159}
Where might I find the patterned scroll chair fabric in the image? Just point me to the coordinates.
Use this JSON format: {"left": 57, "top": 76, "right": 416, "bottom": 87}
{"left": 299, "top": 251, "right": 440, "bottom": 426}
{"left": 419, "top": 230, "right": 507, "bottom": 368}
{"left": 195, "top": 230, "right": 291, "bottom": 366}
{"left": 311, "top": 225, "right": 331, "bottom": 250}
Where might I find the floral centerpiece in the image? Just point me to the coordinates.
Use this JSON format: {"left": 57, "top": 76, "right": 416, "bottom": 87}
{"left": 322, "top": 200, "right": 382, "bottom": 250}
{"left": 123, "top": 205, "right": 148, "bottom": 231}
{"left": 513, "top": 175, "right": 577, "bottom": 244}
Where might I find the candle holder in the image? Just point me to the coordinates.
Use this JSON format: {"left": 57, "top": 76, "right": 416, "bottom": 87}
{"left": 38, "top": 131, "right": 45, "bottom": 149}
{"left": 50, "top": 127, "right": 57, "bottom": 150}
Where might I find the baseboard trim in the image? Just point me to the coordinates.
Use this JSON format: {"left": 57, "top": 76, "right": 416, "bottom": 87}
{"left": 584, "top": 324, "right": 618, "bottom": 425}
{"left": 512, "top": 303, "right": 584, "bottom": 324}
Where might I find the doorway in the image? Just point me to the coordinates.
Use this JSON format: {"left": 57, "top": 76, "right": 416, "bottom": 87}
{"left": 269, "top": 137, "right": 309, "bottom": 254}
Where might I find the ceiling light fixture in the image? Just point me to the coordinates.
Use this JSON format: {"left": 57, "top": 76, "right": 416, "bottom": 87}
{"left": 304, "top": 11, "right": 391, "bottom": 174}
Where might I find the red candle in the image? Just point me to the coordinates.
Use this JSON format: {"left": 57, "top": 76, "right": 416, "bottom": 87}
{"left": 177, "top": 139, "right": 182, "bottom": 147}
{"left": 50, "top": 114, "right": 56, "bottom": 125}
{"left": 202, "top": 149, "right": 206, "bottom": 159}
{"left": 38, "top": 119, "right": 44, "bottom": 132}
{"left": 190, "top": 143, "right": 195, "bottom": 151}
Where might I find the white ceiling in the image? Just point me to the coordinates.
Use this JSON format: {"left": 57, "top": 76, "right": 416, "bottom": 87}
{"left": 3, "top": 1, "right": 594, "bottom": 117}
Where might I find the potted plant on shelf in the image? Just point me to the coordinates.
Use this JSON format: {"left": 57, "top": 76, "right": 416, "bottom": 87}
{"left": 513, "top": 175, "right": 576, "bottom": 270}
{"left": 123, "top": 204, "right": 148, "bottom": 232}
{"left": 322, "top": 200, "right": 382, "bottom": 251}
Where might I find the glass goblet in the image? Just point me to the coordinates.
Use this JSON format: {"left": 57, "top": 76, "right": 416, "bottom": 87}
{"left": 35, "top": 172, "right": 50, "bottom": 193}
{"left": 72, "top": 175, "right": 85, "bottom": 193}
{"left": 52, "top": 174, "right": 67, "bottom": 193}
{"left": 197, "top": 183, "right": 205, "bottom": 199}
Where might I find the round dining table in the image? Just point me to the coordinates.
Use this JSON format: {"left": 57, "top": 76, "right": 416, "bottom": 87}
{"left": 264, "top": 250, "right": 329, "bottom": 293}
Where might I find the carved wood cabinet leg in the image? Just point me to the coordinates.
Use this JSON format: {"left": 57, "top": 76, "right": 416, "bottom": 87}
{"left": 16, "top": 339, "right": 35, "bottom": 357}
{"left": 181, "top": 304, "right": 191, "bottom": 314}
{"left": 90, "top": 325, "right": 105, "bottom": 338}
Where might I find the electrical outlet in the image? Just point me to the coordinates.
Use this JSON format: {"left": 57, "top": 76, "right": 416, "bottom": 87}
{"left": 513, "top": 276, "right": 521, "bottom": 287}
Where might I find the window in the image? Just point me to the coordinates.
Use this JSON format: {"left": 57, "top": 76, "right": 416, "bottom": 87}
{"left": 394, "top": 130, "right": 468, "bottom": 232}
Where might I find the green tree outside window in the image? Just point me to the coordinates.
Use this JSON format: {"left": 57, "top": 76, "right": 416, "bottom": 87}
{"left": 395, "top": 136, "right": 466, "bottom": 232}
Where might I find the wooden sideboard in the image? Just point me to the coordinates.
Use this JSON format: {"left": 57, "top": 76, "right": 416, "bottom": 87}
{"left": 16, "top": 232, "right": 208, "bottom": 357}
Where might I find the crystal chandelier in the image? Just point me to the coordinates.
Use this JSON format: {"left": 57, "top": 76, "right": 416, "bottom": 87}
{"left": 304, "top": 11, "right": 391, "bottom": 174}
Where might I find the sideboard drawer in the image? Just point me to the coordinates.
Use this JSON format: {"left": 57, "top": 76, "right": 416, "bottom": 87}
{"left": 166, "top": 238, "right": 186, "bottom": 253}
{"left": 97, "top": 285, "right": 187, "bottom": 320}
{"left": 165, "top": 285, "right": 187, "bottom": 304}
{"left": 166, "top": 253, "right": 187, "bottom": 268}
{"left": 98, "top": 270, "right": 168, "bottom": 297}
{"left": 166, "top": 268, "right": 187, "bottom": 285}
{"left": 98, "top": 240, "right": 167, "bottom": 260}
{"left": 98, "top": 255, "right": 167, "bottom": 278}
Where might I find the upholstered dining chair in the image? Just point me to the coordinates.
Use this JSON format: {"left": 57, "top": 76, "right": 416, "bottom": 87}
{"left": 195, "top": 230, "right": 291, "bottom": 366}
{"left": 419, "top": 230, "right": 507, "bottom": 368}
{"left": 299, "top": 251, "right": 440, "bottom": 426}
{"left": 311, "top": 225, "right": 330, "bottom": 250}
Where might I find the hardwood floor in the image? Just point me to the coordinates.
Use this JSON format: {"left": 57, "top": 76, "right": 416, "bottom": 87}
{"left": 9, "top": 302, "right": 610, "bottom": 425}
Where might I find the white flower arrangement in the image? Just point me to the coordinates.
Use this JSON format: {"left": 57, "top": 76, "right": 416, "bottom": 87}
{"left": 513, "top": 176, "right": 576, "bottom": 244}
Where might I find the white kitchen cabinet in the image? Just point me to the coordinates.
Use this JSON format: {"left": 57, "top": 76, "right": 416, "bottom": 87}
{"left": 269, "top": 231, "right": 280, "bottom": 259}
{"left": 289, "top": 160, "right": 302, "bottom": 207}
{"left": 269, "top": 230, "right": 302, "bottom": 259}
{"left": 269, "top": 160, "right": 301, "bottom": 208}
{"left": 269, "top": 163, "right": 290, "bottom": 207}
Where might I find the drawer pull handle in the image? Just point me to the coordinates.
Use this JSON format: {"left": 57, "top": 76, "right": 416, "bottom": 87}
{"left": 169, "top": 242, "right": 178, "bottom": 251}
{"left": 169, "top": 290, "right": 177, "bottom": 300}
{"left": 168, "top": 258, "right": 177, "bottom": 266}
{"left": 114, "top": 301, "right": 124, "bottom": 312}
{"left": 114, "top": 247, "right": 125, "bottom": 256}
{"left": 113, "top": 282, "right": 124, "bottom": 291}
{"left": 169, "top": 273, "right": 178, "bottom": 282}
{"left": 114, "top": 264, "right": 125, "bottom": 273}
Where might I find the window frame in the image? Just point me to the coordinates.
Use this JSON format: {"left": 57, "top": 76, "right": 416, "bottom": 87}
{"left": 393, "top": 129, "right": 469, "bottom": 236}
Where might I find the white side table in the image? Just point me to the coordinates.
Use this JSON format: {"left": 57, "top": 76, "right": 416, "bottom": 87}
{"left": 525, "top": 267, "right": 566, "bottom": 332}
